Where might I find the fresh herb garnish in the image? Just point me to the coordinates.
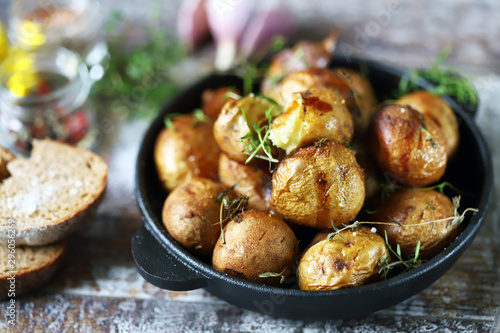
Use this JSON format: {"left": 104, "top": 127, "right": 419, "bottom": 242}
{"left": 215, "top": 183, "right": 249, "bottom": 244}
{"left": 240, "top": 106, "right": 280, "bottom": 165}
{"left": 395, "top": 46, "right": 478, "bottom": 107}
{"left": 91, "top": 10, "right": 187, "bottom": 119}
{"left": 378, "top": 230, "right": 423, "bottom": 279}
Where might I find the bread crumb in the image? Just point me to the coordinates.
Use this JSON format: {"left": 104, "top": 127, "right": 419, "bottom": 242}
{"left": 370, "top": 227, "right": 377, "bottom": 233}
{"left": 69, "top": 188, "right": 78, "bottom": 195}
{"left": 74, "top": 181, "right": 83, "bottom": 188}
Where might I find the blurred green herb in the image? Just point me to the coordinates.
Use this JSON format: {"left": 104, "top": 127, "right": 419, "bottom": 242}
{"left": 91, "top": 10, "right": 187, "bottom": 119}
{"left": 395, "top": 46, "right": 478, "bottom": 107}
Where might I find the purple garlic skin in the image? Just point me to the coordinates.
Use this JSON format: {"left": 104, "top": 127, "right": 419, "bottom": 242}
{"left": 239, "top": 8, "right": 294, "bottom": 59}
{"left": 206, "top": 0, "right": 255, "bottom": 70}
{"left": 177, "top": 0, "right": 210, "bottom": 51}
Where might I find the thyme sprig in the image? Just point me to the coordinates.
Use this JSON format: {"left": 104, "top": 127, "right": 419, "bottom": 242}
{"left": 395, "top": 46, "right": 478, "bottom": 107}
{"left": 215, "top": 183, "right": 249, "bottom": 244}
{"left": 326, "top": 196, "right": 477, "bottom": 241}
{"left": 240, "top": 106, "right": 280, "bottom": 165}
{"left": 378, "top": 231, "right": 423, "bottom": 279}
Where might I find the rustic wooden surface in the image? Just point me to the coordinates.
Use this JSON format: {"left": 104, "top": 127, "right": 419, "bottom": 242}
{"left": 1, "top": 0, "right": 500, "bottom": 332}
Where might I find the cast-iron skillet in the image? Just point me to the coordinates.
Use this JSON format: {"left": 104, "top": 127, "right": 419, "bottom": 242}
{"left": 132, "top": 56, "right": 493, "bottom": 321}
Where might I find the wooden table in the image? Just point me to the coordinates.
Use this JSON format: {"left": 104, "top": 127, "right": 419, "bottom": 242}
{"left": 1, "top": 0, "right": 500, "bottom": 331}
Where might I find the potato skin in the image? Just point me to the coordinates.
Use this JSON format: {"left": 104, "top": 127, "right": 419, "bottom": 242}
{"left": 298, "top": 227, "right": 390, "bottom": 290}
{"left": 261, "top": 31, "right": 338, "bottom": 102}
{"left": 154, "top": 114, "right": 220, "bottom": 191}
{"left": 396, "top": 90, "right": 459, "bottom": 157}
{"left": 369, "top": 104, "right": 448, "bottom": 187}
{"left": 213, "top": 95, "right": 279, "bottom": 164}
{"left": 218, "top": 153, "right": 272, "bottom": 212}
{"left": 269, "top": 88, "right": 354, "bottom": 155}
{"left": 272, "top": 142, "right": 365, "bottom": 228}
{"left": 212, "top": 210, "right": 297, "bottom": 285}
{"left": 202, "top": 87, "right": 240, "bottom": 120}
{"left": 374, "top": 189, "right": 460, "bottom": 258}
{"left": 278, "top": 68, "right": 352, "bottom": 106}
{"left": 162, "top": 178, "right": 228, "bottom": 258}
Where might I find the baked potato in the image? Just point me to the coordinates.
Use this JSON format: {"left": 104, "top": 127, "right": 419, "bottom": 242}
{"left": 261, "top": 29, "right": 339, "bottom": 102}
{"left": 277, "top": 68, "right": 352, "bottom": 106}
{"left": 297, "top": 227, "right": 390, "bottom": 290}
{"left": 213, "top": 95, "right": 281, "bottom": 164}
{"left": 162, "top": 177, "right": 231, "bottom": 258}
{"left": 332, "top": 67, "right": 378, "bottom": 134}
{"left": 396, "top": 90, "right": 459, "bottom": 157}
{"left": 369, "top": 104, "right": 448, "bottom": 187}
{"left": 218, "top": 153, "right": 273, "bottom": 212}
{"left": 154, "top": 114, "right": 220, "bottom": 191}
{"left": 212, "top": 210, "right": 297, "bottom": 285}
{"left": 272, "top": 142, "right": 365, "bottom": 228}
{"left": 269, "top": 88, "right": 354, "bottom": 155}
{"left": 373, "top": 189, "right": 460, "bottom": 258}
{"left": 202, "top": 87, "right": 240, "bottom": 120}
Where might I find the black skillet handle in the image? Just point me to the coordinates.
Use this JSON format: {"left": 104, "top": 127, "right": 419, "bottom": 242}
{"left": 132, "top": 223, "right": 209, "bottom": 291}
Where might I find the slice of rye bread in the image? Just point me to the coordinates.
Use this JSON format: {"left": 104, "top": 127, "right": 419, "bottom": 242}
{"left": 0, "top": 139, "right": 108, "bottom": 246}
{"left": 0, "top": 146, "right": 15, "bottom": 182}
{"left": 0, "top": 241, "right": 65, "bottom": 299}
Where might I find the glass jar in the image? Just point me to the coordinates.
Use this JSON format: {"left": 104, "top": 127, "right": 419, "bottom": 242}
{"left": 0, "top": 47, "right": 96, "bottom": 154}
{"left": 8, "top": 0, "right": 108, "bottom": 82}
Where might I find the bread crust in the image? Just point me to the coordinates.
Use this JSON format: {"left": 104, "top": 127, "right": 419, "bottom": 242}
{"left": 0, "top": 241, "right": 65, "bottom": 299}
{"left": 0, "top": 139, "right": 107, "bottom": 246}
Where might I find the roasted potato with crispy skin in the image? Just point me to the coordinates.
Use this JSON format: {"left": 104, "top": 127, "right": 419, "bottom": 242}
{"left": 202, "top": 87, "right": 240, "bottom": 120}
{"left": 212, "top": 210, "right": 297, "bottom": 285}
{"left": 278, "top": 68, "right": 352, "bottom": 106}
{"left": 162, "top": 177, "right": 231, "bottom": 258}
{"left": 261, "top": 29, "right": 339, "bottom": 102}
{"left": 369, "top": 104, "right": 448, "bottom": 187}
{"left": 218, "top": 153, "right": 272, "bottom": 212}
{"left": 213, "top": 95, "right": 280, "bottom": 164}
{"left": 298, "top": 227, "right": 390, "bottom": 290}
{"left": 332, "top": 67, "right": 378, "bottom": 134}
{"left": 155, "top": 114, "right": 220, "bottom": 191}
{"left": 272, "top": 142, "right": 365, "bottom": 228}
{"left": 396, "top": 90, "right": 459, "bottom": 157}
{"left": 374, "top": 189, "right": 460, "bottom": 258}
{"left": 269, "top": 88, "right": 354, "bottom": 155}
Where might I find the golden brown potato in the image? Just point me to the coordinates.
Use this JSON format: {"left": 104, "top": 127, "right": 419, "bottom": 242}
{"left": 154, "top": 114, "right": 220, "bottom": 191}
{"left": 261, "top": 29, "right": 339, "bottom": 102}
{"left": 278, "top": 68, "right": 352, "bottom": 106}
{"left": 369, "top": 104, "right": 448, "bottom": 187}
{"left": 162, "top": 178, "right": 230, "bottom": 258}
{"left": 332, "top": 67, "right": 378, "bottom": 134}
{"left": 212, "top": 210, "right": 297, "bottom": 285}
{"left": 202, "top": 87, "right": 240, "bottom": 120}
{"left": 213, "top": 95, "right": 280, "bottom": 164}
{"left": 298, "top": 227, "right": 390, "bottom": 290}
{"left": 269, "top": 88, "right": 354, "bottom": 155}
{"left": 396, "top": 90, "right": 459, "bottom": 157}
{"left": 272, "top": 142, "right": 365, "bottom": 228}
{"left": 373, "top": 189, "right": 460, "bottom": 258}
{"left": 218, "top": 153, "right": 272, "bottom": 212}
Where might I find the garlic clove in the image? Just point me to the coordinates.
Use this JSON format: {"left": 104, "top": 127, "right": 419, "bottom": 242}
{"left": 238, "top": 8, "right": 294, "bottom": 60}
{"left": 205, "top": 0, "right": 255, "bottom": 70}
{"left": 177, "top": 0, "right": 210, "bottom": 51}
